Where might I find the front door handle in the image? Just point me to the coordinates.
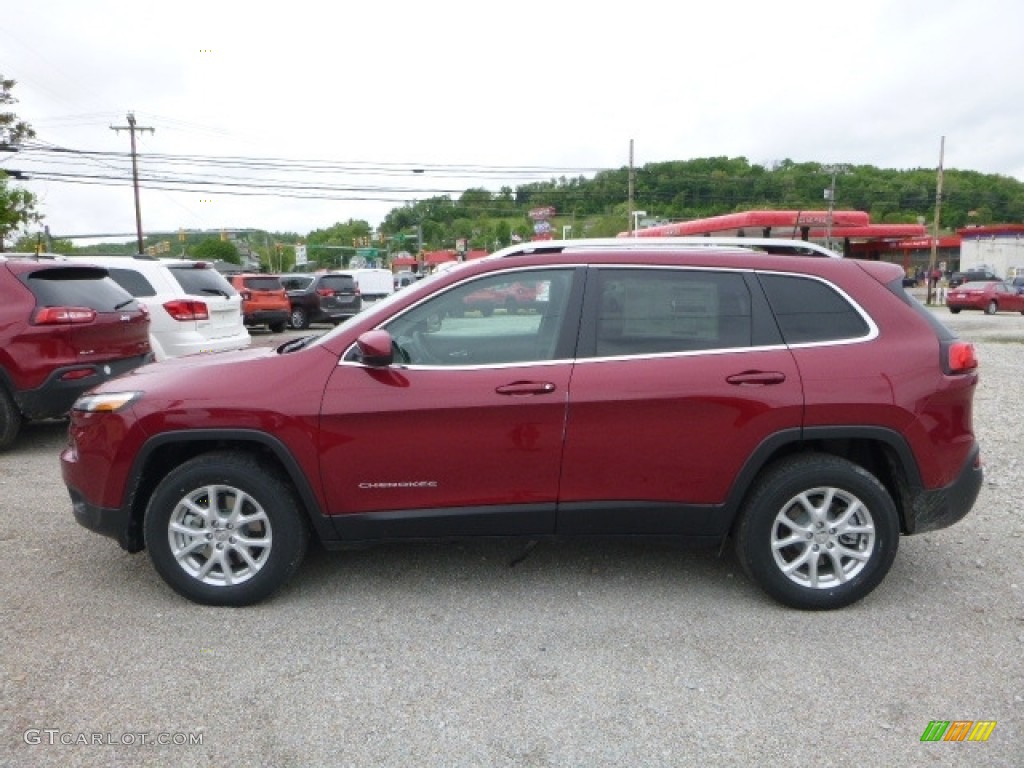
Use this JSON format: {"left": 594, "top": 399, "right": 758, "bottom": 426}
{"left": 496, "top": 381, "right": 557, "bottom": 396}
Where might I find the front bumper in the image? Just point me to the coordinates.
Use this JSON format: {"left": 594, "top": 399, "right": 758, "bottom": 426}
{"left": 905, "top": 444, "right": 983, "bottom": 534}
{"left": 66, "top": 484, "right": 144, "bottom": 552}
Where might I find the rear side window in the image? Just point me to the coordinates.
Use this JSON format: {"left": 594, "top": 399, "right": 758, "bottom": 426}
{"left": 168, "top": 265, "right": 237, "bottom": 297}
{"left": 758, "top": 273, "right": 869, "bottom": 343}
{"left": 25, "top": 267, "right": 139, "bottom": 311}
{"left": 319, "top": 275, "right": 356, "bottom": 292}
{"left": 106, "top": 267, "right": 157, "bottom": 298}
{"left": 243, "top": 276, "right": 284, "bottom": 291}
{"left": 591, "top": 268, "right": 752, "bottom": 356}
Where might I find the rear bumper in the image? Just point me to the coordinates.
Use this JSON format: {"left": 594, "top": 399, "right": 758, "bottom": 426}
{"left": 244, "top": 309, "right": 289, "bottom": 326}
{"left": 906, "top": 444, "right": 983, "bottom": 534}
{"left": 14, "top": 354, "right": 153, "bottom": 420}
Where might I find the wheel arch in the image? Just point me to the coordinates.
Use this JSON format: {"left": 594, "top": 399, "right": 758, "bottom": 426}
{"left": 121, "top": 429, "right": 332, "bottom": 552}
{"left": 725, "top": 426, "right": 923, "bottom": 537}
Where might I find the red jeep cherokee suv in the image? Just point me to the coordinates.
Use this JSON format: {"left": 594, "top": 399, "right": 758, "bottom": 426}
{"left": 61, "top": 239, "right": 982, "bottom": 609}
{"left": 1, "top": 256, "right": 152, "bottom": 450}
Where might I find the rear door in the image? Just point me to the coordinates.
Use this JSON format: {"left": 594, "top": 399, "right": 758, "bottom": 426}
{"left": 558, "top": 266, "right": 804, "bottom": 535}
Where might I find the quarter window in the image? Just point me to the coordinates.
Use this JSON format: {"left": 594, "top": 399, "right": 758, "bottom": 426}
{"left": 758, "top": 273, "right": 869, "bottom": 343}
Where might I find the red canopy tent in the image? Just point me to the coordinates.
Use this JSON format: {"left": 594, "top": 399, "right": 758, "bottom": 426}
{"left": 423, "top": 250, "right": 457, "bottom": 266}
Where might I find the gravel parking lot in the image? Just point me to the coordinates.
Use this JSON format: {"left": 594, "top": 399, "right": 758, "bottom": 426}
{"left": 1, "top": 308, "right": 1021, "bottom": 767}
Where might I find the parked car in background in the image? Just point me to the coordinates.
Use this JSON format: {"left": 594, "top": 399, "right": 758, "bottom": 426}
{"left": 459, "top": 279, "right": 543, "bottom": 316}
{"left": 345, "top": 268, "right": 394, "bottom": 304}
{"left": 228, "top": 273, "right": 290, "bottom": 333}
{"left": 0, "top": 255, "right": 151, "bottom": 451}
{"left": 948, "top": 269, "right": 1000, "bottom": 289}
{"left": 1009, "top": 275, "right": 1024, "bottom": 293}
{"left": 281, "top": 272, "right": 361, "bottom": 329}
{"left": 946, "top": 280, "right": 1024, "bottom": 315}
{"left": 394, "top": 270, "right": 422, "bottom": 290}
{"left": 78, "top": 256, "right": 250, "bottom": 360}
{"left": 62, "top": 237, "right": 982, "bottom": 610}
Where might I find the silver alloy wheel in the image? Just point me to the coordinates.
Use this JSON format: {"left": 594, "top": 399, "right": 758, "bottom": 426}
{"left": 167, "top": 483, "right": 273, "bottom": 586}
{"left": 770, "top": 486, "right": 876, "bottom": 589}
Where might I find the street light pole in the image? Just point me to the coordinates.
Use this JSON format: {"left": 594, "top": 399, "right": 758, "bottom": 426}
{"left": 631, "top": 210, "right": 647, "bottom": 237}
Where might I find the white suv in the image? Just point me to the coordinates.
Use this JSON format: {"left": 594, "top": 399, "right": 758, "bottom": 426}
{"left": 77, "top": 255, "right": 250, "bottom": 360}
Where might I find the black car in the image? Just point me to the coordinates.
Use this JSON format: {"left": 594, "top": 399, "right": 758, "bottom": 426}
{"left": 280, "top": 273, "right": 362, "bottom": 329}
{"left": 949, "top": 269, "right": 999, "bottom": 289}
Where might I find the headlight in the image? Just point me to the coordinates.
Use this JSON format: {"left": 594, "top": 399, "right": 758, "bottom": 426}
{"left": 72, "top": 391, "right": 142, "bottom": 413}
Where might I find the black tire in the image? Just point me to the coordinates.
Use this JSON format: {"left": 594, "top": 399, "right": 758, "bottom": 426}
{"left": 269, "top": 321, "right": 287, "bottom": 333}
{"left": 734, "top": 454, "right": 899, "bottom": 610}
{"left": 289, "top": 306, "right": 309, "bottom": 330}
{"left": 144, "top": 451, "right": 309, "bottom": 606}
{"left": 948, "top": 308, "right": 961, "bottom": 314}
{"left": 0, "top": 386, "right": 22, "bottom": 452}
{"left": 984, "top": 300, "right": 997, "bottom": 315}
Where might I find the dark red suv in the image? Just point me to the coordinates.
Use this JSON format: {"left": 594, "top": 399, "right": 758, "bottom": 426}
{"left": 61, "top": 239, "right": 982, "bottom": 609}
{"left": 0, "top": 256, "right": 152, "bottom": 451}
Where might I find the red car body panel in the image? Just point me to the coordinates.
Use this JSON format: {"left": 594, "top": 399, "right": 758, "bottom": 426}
{"left": 559, "top": 349, "right": 803, "bottom": 504}
{"left": 319, "top": 362, "right": 571, "bottom": 514}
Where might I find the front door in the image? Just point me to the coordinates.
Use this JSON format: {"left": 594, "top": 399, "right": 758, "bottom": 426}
{"left": 317, "top": 267, "right": 580, "bottom": 539}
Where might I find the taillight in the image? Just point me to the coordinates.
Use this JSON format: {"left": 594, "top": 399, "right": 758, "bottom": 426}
{"left": 947, "top": 341, "right": 978, "bottom": 373}
{"left": 316, "top": 288, "right": 334, "bottom": 297}
{"left": 163, "top": 299, "right": 210, "bottom": 321}
{"left": 34, "top": 307, "right": 97, "bottom": 324}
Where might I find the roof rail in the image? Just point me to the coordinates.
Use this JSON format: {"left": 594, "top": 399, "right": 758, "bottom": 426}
{"left": 490, "top": 236, "right": 842, "bottom": 260}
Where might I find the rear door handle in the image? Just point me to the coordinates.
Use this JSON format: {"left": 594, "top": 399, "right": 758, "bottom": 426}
{"left": 726, "top": 371, "right": 787, "bottom": 386}
{"left": 496, "top": 381, "right": 557, "bottom": 396}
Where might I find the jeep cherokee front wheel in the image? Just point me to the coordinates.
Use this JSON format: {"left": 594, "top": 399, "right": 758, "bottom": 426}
{"left": 735, "top": 454, "right": 899, "bottom": 610}
{"left": 144, "top": 451, "right": 309, "bottom": 606}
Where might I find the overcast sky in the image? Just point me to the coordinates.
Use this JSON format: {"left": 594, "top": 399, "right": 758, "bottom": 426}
{"left": 4, "top": 0, "right": 1024, "bottom": 244}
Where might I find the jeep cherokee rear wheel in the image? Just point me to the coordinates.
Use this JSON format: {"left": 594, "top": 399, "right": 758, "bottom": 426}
{"left": 144, "top": 451, "right": 309, "bottom": 606}
{"left": 0, "top": 387, "right": 22, "bottom": 451}
{"left": 735, "top": 454, "right": 899, "bottom": 610}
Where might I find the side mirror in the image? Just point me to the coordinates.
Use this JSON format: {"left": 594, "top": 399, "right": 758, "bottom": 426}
{"left": 355, "top": 329, "right": 394, "bottom": 367}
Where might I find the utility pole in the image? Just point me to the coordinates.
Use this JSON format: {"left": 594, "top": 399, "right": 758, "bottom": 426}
{"left": 627, "top": 139, "right": 635, "bottom": 235}
{"left": 926, "top": 136, "right": 946, "bottom": 306}
{"left": 822, "top": 164, "right": 848, "bottom": 251}
{"left": 110, "top": 112, "right": 154, "bottom": 254}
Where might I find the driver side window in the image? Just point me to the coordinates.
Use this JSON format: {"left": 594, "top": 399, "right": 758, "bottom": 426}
{"left": 384, "top": 269, "right": 573, "bottom": 366}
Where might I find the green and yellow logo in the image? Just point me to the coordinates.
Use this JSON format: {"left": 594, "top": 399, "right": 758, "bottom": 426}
{"left": 920, "top": 720, "right": 996, "bottom": 742}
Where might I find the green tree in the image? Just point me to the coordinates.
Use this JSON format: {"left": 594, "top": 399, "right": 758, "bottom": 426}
{"left": 190, "top": 238, "right": 240, "bottom": 264}
{"left": 1, "top": 75, "right": 35, "bottom": 146}
{"left": 0, "top": 77, "right": 39, "bottom": 251}
{"left": 13, "top": 232, "right": 74, "bottom": 254}
{"left": 1, "top": 173, "right": 39, "bottom": 251}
